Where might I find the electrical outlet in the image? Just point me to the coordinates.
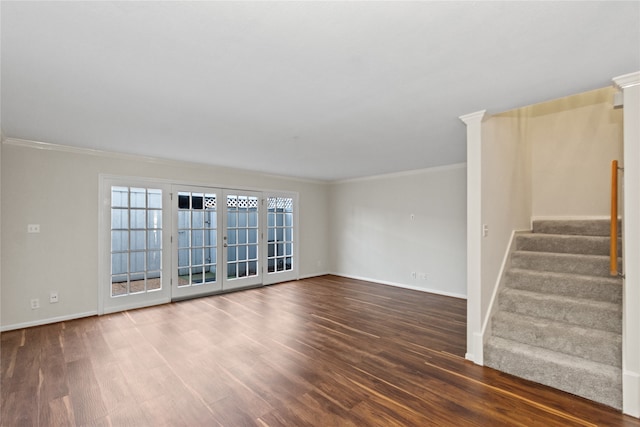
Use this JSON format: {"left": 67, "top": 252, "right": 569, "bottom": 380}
{"left": 30, "top": 298, "right": 40, "bottom": 309}
{"left": 50, "top": 291, "right": 59, "bottom": 304}
{"left": 27, "top": 224, "right": 40, "bottom": 233}
{"left": 419, "top": 273, "right": 428, "bottom": 280}
{"left": 411, "top": 272, "right": 417, "bottom": 279}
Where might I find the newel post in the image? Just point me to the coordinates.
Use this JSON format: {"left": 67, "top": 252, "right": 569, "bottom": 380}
{"left": 460, "top": 110, "right": 487, "bottom": 365}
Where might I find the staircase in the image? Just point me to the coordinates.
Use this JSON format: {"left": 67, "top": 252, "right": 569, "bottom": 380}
{"left": 484, "top": 219, "right": 623, "bottom": 409}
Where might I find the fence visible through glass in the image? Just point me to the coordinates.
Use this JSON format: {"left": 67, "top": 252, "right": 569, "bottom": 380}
{"left": 267, "top": 197, "right": 294, "bottom": 274}
{"left": 226, "top": 195, "right": 259, "bottom": 279}
{"left": 177, "top": 192, "right": 217, "bottom": 287}
{"left": 110, "top": 187, "right": 162, "bottom": 297}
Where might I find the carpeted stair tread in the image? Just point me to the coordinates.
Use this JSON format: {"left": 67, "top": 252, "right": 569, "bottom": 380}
{"left": 515, "top": 233, "right": 619, "bottom": 256}
{"left": 499, "top": 288, "right": 621, "bottom": 333}
{"left": 533, "top": 219, "right": 619, "bottom": 237}
{"left": 484, "top": 336, "right": 621, "bottom": 409}
{"left": 511, "top": 251, "right": 619, "bottom": 277}
{"left": 485, "top": 220, "right": 623, "bottom": 409}
{"left": 505, "top": 268, "right": 622, "bottom": 304}
{"left": 492, "top": 311, "right": 621, "bottom": 367}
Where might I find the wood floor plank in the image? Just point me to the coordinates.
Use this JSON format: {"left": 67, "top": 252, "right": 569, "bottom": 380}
{"left": 1, "top": 275, "right": 638, "bottom": 426}
{"left": 66, "top": 358, "right": 108, "bottom": 425}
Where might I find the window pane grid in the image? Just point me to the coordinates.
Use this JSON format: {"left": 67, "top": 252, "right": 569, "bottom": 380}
{"left": 178, "top": 192, "right": 217, "bottom": 287}
{"left": 226, "top": 195, "right": 259, "bottom": 280}
{"left": 110, "top": 187, "right": 162, "bottom": 297}
{"left": 266, "top": 197, "right": 294, "bottom": 274}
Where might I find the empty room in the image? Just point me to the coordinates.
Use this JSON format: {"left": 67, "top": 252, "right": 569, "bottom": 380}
{"left": 2, "top": 1, "right": 640, "bottom": 426}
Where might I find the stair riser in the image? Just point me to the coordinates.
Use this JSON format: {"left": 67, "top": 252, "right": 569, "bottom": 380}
{"left": 484, "top": 344, "right": 621, "bottom": 409}
{"left": 504, "top": 271, "right": 622, "bottom": 304}
{"left": 516, "top": 235, "right": 620, "bottom": 256}
{"left": 533, "top": 220, "right": 620, "bottom": 237}
{"left": 492, "top": 315, "right": 621, "bottom": 367}
{"left": 498, "top": 292, "right": 621, "bottom": 333}
{"left": 511, "top": 252, "right": 619, "bottom": 278}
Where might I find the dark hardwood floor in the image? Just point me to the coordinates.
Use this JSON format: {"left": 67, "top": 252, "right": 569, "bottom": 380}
{"left": 1, "top": 275, "right": 638, "bottom": 426}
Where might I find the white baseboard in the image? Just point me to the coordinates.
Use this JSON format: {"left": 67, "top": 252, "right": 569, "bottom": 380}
{"left": 1, "top": 311, "right": 98, "bottom": 332}
{"left": 480, "top": 230, "right": 527, "bottom": 346}
{"left": 624, "top": 370, "right": 640, "bottom": 418}
{"left": 329, "top": 272, "right": 467, "bottom": 299}
{"left": 297, "top": 271, "right": 331, "bottom": 280}
{"left": 103, "top": 297, "right": 170, "bottom": 315}
{"left": 473, "top": 332, "right": 484, "bottom": 365}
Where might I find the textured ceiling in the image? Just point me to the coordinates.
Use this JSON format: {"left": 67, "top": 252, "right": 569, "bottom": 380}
{"left": 2, "top": 1, "right": 639, "bottom": 181}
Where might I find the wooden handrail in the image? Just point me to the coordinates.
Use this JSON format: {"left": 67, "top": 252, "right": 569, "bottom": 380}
{"left": 610, "top": 160, "right": 618, "bottom": 276}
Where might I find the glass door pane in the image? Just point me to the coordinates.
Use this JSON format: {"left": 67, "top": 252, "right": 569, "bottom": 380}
{"left": 101, "top": 180, "right": 171, "bottom": 315}
{"left": 222, "top": 190, "right": 262, "bottom": 291}
{"left": 110, "top": 187, "right": 164, "bottom": 296}
{"left": 172, "top": 186, "right": 222, "bottom": 299}
{"left": 263, "top": 193, "right": 298, "bottom": 285}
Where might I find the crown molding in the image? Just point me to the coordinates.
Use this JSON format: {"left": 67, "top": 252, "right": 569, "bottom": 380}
{"left": 331, "top": 162, "right": 466, "bottom": 185}
{"left": 459, "top": 110, "right": 488, "bottom": 125}
{"left": 1, "top": 137, "right": 328, "bottom": 185}
{"left": 613, "top": 71, "right": 640, "bottom": 90}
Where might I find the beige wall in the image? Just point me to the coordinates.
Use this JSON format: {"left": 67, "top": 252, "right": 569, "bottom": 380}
{"left": 477, "top": 86, "right": 623, "bottom": 346}
{"left": 528, "top": 87, "right": 623, "bottom": 218}
{"left": 480, "top": 113, "right": 532, "bottom": 323}
{"left": 489, "top": 86, "right": 622, "bottom": 220}
{"left": 329, "top": 164, "right": 467, "bottom": 297}
{"left": 1, "top": 140, "right": 330, "bottom": 329}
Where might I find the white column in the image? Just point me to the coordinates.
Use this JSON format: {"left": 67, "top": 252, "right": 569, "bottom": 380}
{"left": 614, "top": 71, "right": 640, "bottom": 418}
{"left": 460, "top": 110, "right": 487, "bottom": 365}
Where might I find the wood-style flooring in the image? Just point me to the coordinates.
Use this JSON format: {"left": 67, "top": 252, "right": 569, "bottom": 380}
{"left": 1, "top": 275, "right": 638, "bottom": 426}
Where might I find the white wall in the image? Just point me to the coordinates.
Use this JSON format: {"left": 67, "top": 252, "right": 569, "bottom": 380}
{"left": 328, "top": 164, "right": 466, "bottom": 298}
{"left": 1, "top": 139, "right": 330, "bottom": 329}
{"left": 529, "top": 87, "right": 623, "bottom": 218}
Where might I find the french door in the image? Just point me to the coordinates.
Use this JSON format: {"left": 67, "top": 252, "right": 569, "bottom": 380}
{"left": 101, "top": 177, "right": 297, "bottom": 313}
{"left": 221, "top": 190, "right": 263, "bottom": 291}
{"left": 172, "top": 186, "right": 223, "bottom": 299}
{"left": 171, "top": 186, "right": 264, "bottom": 299}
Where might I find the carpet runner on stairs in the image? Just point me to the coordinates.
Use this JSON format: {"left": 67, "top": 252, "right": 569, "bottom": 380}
{"left": 484, "top": 219, "right": 623, "bottom": 410}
